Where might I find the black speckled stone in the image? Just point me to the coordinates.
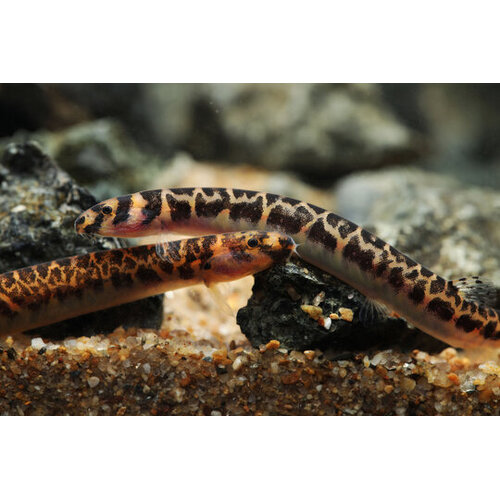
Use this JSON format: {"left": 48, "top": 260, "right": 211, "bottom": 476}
{"left": 237, "top": 256, "right": 447, "bottom": 353}
{"left": 0, "top": 141, "right": 163, "bottom": 339}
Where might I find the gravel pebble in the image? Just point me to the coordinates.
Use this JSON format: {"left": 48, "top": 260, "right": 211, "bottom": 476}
{"left": 87, "top": 376, "right": 100, "bottom": 388}
{"left": 3, "top": 329, "right": 500, "bottom": 415}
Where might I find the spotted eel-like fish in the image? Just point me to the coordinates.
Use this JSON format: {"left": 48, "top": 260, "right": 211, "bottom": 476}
{"left": 75, "top": 188, "right": 500, "bottom": 349}
{"left": 0, "top": 231, "right": 294, "bottom": 335}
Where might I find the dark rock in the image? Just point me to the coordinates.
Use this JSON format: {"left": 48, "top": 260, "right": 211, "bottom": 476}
{"left": 237, "top": 256, "right": 447, "bottom": 353}
{"left": 0, "top": 84, "right": 52, "bottom": 137}
{"left": 2, "top": 141, "right": 49, "bottom": 174}
{"left": 0, "top": 141, "right": 163, "bottom": 338}
{"left": 54, "top": 84, "right": 142, "bottom": 124}
{"left": 0, "top": 84, "right": 90, "bottom": 137}
{"left": 52, "top": 84, "right": 157, "bottom": 147}
{"left": 1, "top": 119, "right": 165, "bottom": 199}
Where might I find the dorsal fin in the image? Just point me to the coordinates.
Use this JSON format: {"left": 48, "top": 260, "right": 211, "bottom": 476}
{"left": 452, "top": 276, "right": 498, "bottom": 307}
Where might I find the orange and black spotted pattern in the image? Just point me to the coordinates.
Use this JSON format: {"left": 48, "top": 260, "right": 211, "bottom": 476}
{"left": 76, "top": 188, "right": 500, "bottom": 349}
{"left": 0, "top": 231, "right": 295, "bottom": 335}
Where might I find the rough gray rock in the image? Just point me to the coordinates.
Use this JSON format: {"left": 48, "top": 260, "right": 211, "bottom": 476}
{"left": 336, "top": 167, "right": 500, "bottom": 285}
{"left": 0, "top": 141, "right": 163, "bottom": 338}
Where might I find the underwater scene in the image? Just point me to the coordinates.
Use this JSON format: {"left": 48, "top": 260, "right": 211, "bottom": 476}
{"left": 1, "top": 83, "right": 500, "bottom": 415}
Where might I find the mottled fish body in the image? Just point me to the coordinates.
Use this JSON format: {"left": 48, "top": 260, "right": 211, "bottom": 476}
{"left": 76, "top": 188, "right": 500, "bottom": 348}
{"left": 0, "top": 231, "right": 294, "bottom": 335}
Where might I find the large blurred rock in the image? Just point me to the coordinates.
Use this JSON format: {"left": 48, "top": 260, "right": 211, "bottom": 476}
{"left": 51, "top": 84, "right": 423, "bottom": 182}
{"left": 0, "top": 141, "right": 163, "bottom": 338}
{"left": 143, "top": 83, "right": 423, "bottom": 181}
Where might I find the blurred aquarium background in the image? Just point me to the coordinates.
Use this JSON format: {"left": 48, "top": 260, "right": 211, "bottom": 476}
{"left": 1, "top": 83, "right": 500, "bottom": 282}
{"left": 3, "top": 83, "right": 499, "bottom": 285}
{"left": 2, "top": 84, "right": 500, "bottom": 412}
{"left": 1, "top": 83, "right": 500, "bottom": 197}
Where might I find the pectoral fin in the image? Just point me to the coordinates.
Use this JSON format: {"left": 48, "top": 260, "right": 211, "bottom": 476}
{"left": 206, "top": 282, "right": 235, "bottom": 316}
{"left": 359, "top": 297, "right": 390, "bottom": 326}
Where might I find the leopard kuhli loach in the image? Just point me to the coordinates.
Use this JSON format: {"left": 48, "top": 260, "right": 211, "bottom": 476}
{"left": 76, "top": 187, "right": 500, "bottom": 349}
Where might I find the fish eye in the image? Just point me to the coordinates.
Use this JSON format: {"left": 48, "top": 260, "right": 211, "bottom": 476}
{"left": 102, "top": 206, "right": 113, "bottom": 215}
{"left": 75, "top": 216, "right": 85, "bottom": 225}
{"left": 247, "top": 238, "right": 259, "bottom": 248}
